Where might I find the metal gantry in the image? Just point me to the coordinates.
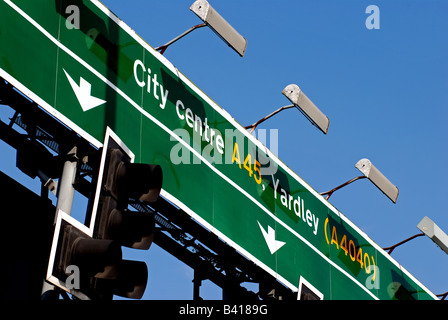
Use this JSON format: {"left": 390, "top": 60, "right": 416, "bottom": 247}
{"left": 0, "top": 77, "right": 293, "bottom": 300}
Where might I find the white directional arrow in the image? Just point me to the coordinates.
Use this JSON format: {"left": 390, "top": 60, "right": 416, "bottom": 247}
{"left": 257, "top": 221, "right": 286, "bottom": 254}
{"left": 63, "top": 69, "right": 106, "bottom": 112}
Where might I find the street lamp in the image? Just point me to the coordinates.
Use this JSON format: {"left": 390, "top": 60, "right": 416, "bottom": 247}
{"left": 155, "top": 0, "right": 247, "bottom": 57}
{"left": 382, "top": 216, "right": 448, "bottom": 256}
{"left": 382, "top": 216, "right": 448, "bottom": 300}
{"left": 282, "top": 84, "right": 329, "bottom": 135}
{"left": 355, "top": 158, "right": 399, "bottom": 203}
{"left": 245, "top": 84, "right": 330, "bottom": 134}
{"left": 320, "top": 158, "right": 399, "bottom": 203}
{"left": 417, "top": 216, "right": 448, "bottom": 255}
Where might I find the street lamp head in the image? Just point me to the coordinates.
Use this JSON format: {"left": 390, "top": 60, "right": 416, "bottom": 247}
{"left": 355, "top": 158, "right": 399, "bottom": 203}
{"left": 190, "top": 0, "right": 247, "bottom": 57}
{"left": 417, "top": 216, "right": 448, "bottom": 255}
{"left": 282, "top": 84, "right": 329, "bottom": 134}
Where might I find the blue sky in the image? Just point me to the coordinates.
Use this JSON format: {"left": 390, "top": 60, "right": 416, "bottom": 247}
{"left": 2, "top": 0, "right": 447, "bottom": 300}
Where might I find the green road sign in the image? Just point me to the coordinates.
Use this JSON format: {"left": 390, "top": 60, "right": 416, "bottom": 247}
{"left": 0, "top": 0, "right": 437, "bottom": 299}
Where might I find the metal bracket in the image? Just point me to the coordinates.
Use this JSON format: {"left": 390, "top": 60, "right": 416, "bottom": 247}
{"left": 155, "top": 23, "right": 207, "bottom": 54}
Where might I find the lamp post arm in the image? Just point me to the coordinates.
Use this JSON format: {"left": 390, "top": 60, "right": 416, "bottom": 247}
{"left": 155, "top": 23, "right": 207, "bottom": 54}
{"left": 245, "top": 104, "right": 295, "bottom": 134}
{"left": 437, "top": 291, "right": 448, "bottom": 300}
{"left": 320, "top": 176, "right": 367, "bottom": 200}
{"left": 382, "top": 233, "right": 425, "bottom": 254}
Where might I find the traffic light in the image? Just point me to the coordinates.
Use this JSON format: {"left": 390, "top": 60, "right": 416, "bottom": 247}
{"left": 92, "top": 145, "right": 162, "bottom": 249}
{"left": 90, "top": 129, "right": 162, "bottom": 297}
{"left": 47, "top": 211, "right": 122, "bottom": 300}
{"left": 46, "top": 128, "right": 162, "bottom": 300}
{"left": 58, "top": 220, "right": 121, "bottom": 280}
{"left": 88, "top": 129, "right": 162, "bottom": 299}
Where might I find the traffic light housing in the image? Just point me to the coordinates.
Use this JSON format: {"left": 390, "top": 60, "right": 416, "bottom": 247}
{"left": 47, "top": 211, "right": 122, "bottom": 300}
{"left": 47, "top": 128, "right": 163, "bottom": 299}
{"left": 88, "top": 129, "right": 163, "bottom": 298}
{"left": 58, "top": 220, "right": 121, "bottom": 280}
{"left": 92, "top": 145, "right": 162, "bottom": 249}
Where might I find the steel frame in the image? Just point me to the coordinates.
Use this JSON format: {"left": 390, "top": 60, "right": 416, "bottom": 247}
{"left": 0, "top": 77, "right": 294, "bottom": 300}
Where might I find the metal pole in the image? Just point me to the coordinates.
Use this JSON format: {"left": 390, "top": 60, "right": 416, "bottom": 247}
{"left": 55, "top": 146, "right": 78, "bottom": 216}
{"left": 193, "top": 270, "right": 203, "bottom": 300}
{"left": 41, "top": 147, "right": 78, "bottom": 300}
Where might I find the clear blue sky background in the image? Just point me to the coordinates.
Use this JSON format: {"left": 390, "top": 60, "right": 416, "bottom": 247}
{"left": 2, "top": 0, "right": 447, "bottom": 300}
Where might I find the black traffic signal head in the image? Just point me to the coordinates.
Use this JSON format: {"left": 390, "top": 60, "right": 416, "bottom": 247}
{"left": 91, "top": 260, "right": 148, "bottom": 299}
{"left": 48, "top": 211, "right": 123, "bottom": 299}
{"left": 104, "top": 148, "right": 163, "bottom": 204}
{"left": 58, "top": 223, "right": 122, "bottom": 279}
{"left": 47, "top": 129, "right": 158, "bottom": 299}
{"left": 91, "top": 131, "right": 162, "bottom": 249}
{"left": 96, "top": 196, "right": 155, "bottom": 249}
{"left": 48, "top": 210, "right": 150, "bottom": 300}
